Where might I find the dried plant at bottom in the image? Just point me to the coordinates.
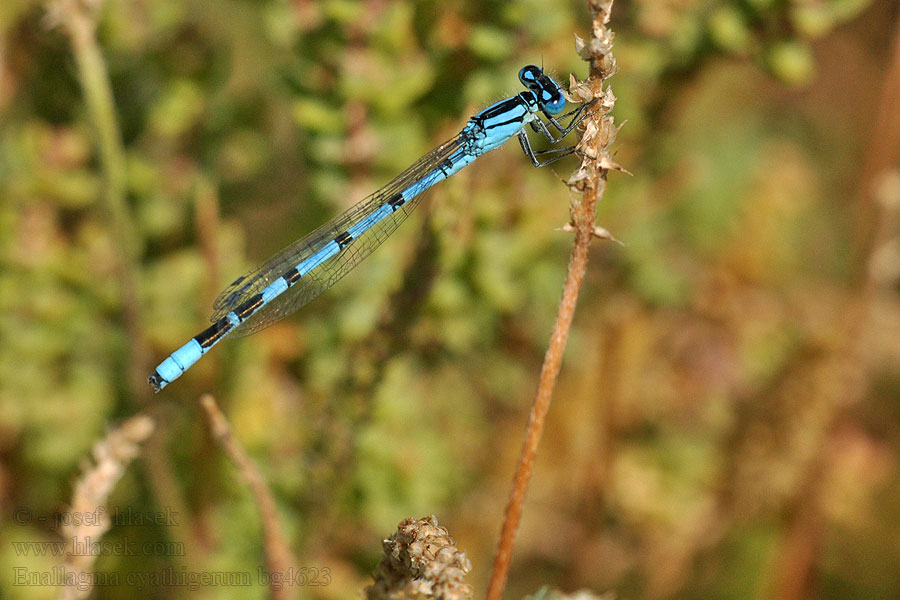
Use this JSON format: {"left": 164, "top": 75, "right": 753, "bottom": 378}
{"left": 366, "top": 515, "right": 472, "bottom": 600}
{"left": 61, "top": 415, "right": 156, "bottom": 600}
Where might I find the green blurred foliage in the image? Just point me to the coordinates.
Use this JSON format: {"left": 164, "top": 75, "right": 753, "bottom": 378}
{"left": 1, "top": 0, "right": 899, "bottom": 599}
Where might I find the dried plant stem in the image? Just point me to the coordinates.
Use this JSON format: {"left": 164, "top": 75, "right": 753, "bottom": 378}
{"left": 770, "top": 10, "right": 900, "bottom": 600}
{"left": 485, "top": 212, "right": 594, "bottom": 600}
{"left": 61, "top": 415, "right": 156, "bottom": 600}
{"left": 194, "top": 177, "right": 223, "bottom": 389}
{"left": 52, "top": 0, "right": 150, "bottom": 400}
{"left": 199, "top": 395, "right": 295, "bottom": 600}
{"left": 195, "top": 176, "right": 222, "bottom": 309}
{"left": 853, "top": 5, "right": 900, "bottom": 280}
{"left": 486, "top": 3, "right": 619, "bottom": 599}
{"left": 52, "top": 0, "right": 203, "bottom": 570}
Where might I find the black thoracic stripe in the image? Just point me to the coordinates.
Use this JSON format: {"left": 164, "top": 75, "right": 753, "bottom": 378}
{"left": 194, "top": 317, "right": 233, "bottom": 349}
{"left": 476, "top": 99, "right": 527, "bottom": 132}
{"left": 388, "top": 193, "right": 405, "bottom": 210}
{"left": 481, "top": 98, "right": 520, "bottom": 119}
{"left": 235, "top": 293, "right": 265, "bottom": 320}
{"left": 334, "top": 231, "right": 353, "bottom": 249}
{"left": 282, "top": 267, "right": 302, "bottom": 285}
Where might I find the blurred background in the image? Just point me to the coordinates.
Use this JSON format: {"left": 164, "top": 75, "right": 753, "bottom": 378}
{"left": 1, "top": 0, "right": 899, "bottom": 598}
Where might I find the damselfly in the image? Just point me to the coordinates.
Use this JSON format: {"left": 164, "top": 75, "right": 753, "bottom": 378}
{"left": 149, "top": 65, "right": 591, "bottom": 391}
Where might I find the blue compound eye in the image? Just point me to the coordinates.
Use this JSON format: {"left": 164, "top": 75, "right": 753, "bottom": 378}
{"left": 518, "top": 65, "right": 542, "bottom": 87}
{"left": 541, "top": 90, "right": 566, "bottom": 115}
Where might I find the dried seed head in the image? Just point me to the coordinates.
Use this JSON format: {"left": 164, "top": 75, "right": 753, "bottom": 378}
{"left": 366, "top": 516, "right": 472, "bottom": 600}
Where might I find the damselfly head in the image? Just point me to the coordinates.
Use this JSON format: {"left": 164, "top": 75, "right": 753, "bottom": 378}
{"left": 518, "top": 64, "right": 566, "bottom": 115}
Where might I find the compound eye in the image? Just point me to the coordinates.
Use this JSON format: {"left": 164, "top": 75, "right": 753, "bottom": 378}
{"left": 542, "top": 90, "right": 566, "bottom": 115}
{"left": 518, "top": 65, "right": 542, "bottom": 87}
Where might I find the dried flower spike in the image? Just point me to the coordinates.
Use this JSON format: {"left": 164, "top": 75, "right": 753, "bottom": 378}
{"left": 366, "top": 516, "right": 472, "bottom": 600}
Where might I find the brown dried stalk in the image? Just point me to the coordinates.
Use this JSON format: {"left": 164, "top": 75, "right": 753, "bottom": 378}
{"left": 769, "top": 10, "right": 900, "bottom": 600}
{"left": 49, "top": 0, "right": 203, "bottom": 567}
{"left": 199, "top": 395, "right": 295, "bottom": 600}
{"left": 485, "top": 2, "right": 622, "bottom": 599}
{"left": 49, "top": 0, "right": 151, "bottom": 401}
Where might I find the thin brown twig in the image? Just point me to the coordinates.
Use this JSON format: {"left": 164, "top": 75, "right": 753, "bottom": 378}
{"left": 194, "top": 176, "right": 223, "bottom": 392}
{"left": 853, "top": 4, "right": 900, "bottom": 282}
{"left": 51, "top": 0, "right": 205, "bottom": 570}
{"left": 485, "top": 2, "right": 621, "bottom": 598}
{"left": 199, "top": 395, "right": 295, "bottom": 600}
{"left": 195, "top": 175, "right": 222, "bottom": 311}
{"left": 49, "top": 0, "right": 151, "bottom": 401}
{"left": 769, "top": 8, "right": 900, "bottom": 600}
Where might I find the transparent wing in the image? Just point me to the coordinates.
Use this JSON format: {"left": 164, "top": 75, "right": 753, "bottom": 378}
{"left": 210, "top": 135, "right": 464, "bottom": 337}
